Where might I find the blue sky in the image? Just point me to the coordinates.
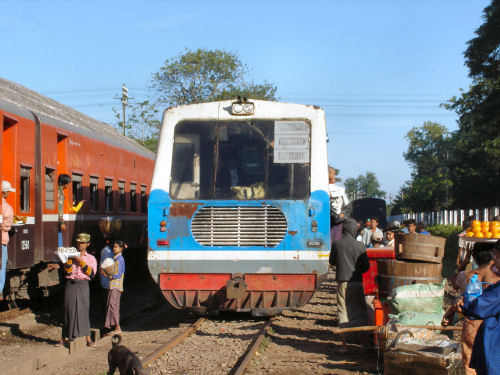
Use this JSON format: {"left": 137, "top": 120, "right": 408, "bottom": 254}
{"left": 0, "top": 0, "right": 490, "bottom": 198}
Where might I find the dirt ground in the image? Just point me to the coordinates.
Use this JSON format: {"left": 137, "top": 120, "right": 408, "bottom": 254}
{"left": 245, "top": 271, "right": 380, "bottom": 375}
{"left": 1, "top": 271, "right": 382, "bottom": 375}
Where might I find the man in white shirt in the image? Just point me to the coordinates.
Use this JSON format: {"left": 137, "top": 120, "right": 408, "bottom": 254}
{"left": 329, "top": 167, "right": 349, "bottom": 243}
{"left": 361, "top": 217, "right": 383, "bottom": 247}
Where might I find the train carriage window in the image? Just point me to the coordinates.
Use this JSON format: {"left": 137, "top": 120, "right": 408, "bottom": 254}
{"left": 105, "top": 179, "right": 113, "bottom": 212}
{"left": 130, "top": 183, "right": 137, "bottom": 212}
{"left": 140, "top": 185, "right": 147, "bottom": 213}
{"left": 72, "top": 174, "right": 83, "bottom": 205}
{"left": 119, "top": 181, "right": 126, "bottom": 211}
{"left": 20, "top": 166, "right": 31, "bottom": 212}
{"left": 90, "top": 176, "right": 99, "bottom": 211}
{"left": 45, "top": 168, "right": 55, "bottom": 210}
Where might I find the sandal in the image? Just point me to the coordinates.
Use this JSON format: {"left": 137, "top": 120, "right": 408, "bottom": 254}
{"left": 54, "top": 340, "right": 64, "bottom": 347}
{"left": 86, "top": 341, "right": 96, "bottom": 347}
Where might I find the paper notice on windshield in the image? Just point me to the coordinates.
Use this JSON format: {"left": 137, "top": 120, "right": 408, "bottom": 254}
{"left": 274, "top": 121, "right": 310, "bottom": 163}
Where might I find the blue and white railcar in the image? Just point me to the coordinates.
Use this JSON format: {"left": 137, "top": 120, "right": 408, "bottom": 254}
{"left": 148, "top": 99, "right": 330, "bottom": 314}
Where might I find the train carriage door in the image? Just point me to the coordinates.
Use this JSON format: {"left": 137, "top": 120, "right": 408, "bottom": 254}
{"left": 2, "top": 115, "right": 17, "bottom": 269}
{"left": 170, "top": 135, "right": 200, "bottom": 199}
{"left": 56, "top": 133, "right": 68, "bottom": 244}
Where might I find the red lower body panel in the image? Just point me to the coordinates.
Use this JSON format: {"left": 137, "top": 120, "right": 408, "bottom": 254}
{"left": 159, "top": 273, "right": 317, "bottom": 310}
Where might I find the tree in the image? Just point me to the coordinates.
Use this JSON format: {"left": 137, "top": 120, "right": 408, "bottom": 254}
{"left": 344, "top": 172, "right": 385, "bottom": 200}
{"left": 150, "top": 48, "right": 277, "bottom": 107}
{"left": 113, "top": 100, "right": 161, "bottom": 152}
{"left": 443, "top": 0, "right": 500, "bottom": 207}
{"left": 398, "top": 122, "right": 452, "bottom": 212}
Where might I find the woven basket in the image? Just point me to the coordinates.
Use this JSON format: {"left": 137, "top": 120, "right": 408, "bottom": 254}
{"left": 101, "top": 258, "right": 119, "bottom": 276}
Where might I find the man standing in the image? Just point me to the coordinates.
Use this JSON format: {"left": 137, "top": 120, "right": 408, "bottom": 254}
{"left": 328, "top": 167, "right": 349, "bottom": 243}
{"left": 1, "top": 181, "right": 15, "bottom": 301}
{"left": 361, "top": 217, "right": 383, "bottom": 246}
{"left": 329, "top": 218, "right": 370, "bottom": 351}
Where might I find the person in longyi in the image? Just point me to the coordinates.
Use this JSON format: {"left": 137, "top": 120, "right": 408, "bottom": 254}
{"left": 56, "top": 233, "right": 97, "bottom": 347}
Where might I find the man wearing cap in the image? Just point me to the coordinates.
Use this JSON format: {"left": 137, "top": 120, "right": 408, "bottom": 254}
{"left": 1, "top": 181, "right": 15, "bottom": 300}
{"left": 57, "top": 233, "right": 97, "bottom": 347}
{"left": 369, "top": 232, "right": 385, "bottom": 248}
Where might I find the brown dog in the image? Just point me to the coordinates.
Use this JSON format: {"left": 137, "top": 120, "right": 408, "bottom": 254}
{"left": 107, "top": 335, "right": 148, "bottom": 375}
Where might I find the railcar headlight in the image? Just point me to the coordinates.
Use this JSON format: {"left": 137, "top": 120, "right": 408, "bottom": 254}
{"left": 232, "top": 103, "right": 243, "bottom": 114}
{"left": 243, "top": 103, "right": 254, "bottom": 113}
{"left": 160, "top": 220, "right": 167, "bottom": 232}
{"left": 232, "top": 98, "right": 254, "bottom": 115}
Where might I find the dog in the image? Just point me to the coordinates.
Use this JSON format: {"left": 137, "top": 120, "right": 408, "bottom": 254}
{"left": 107, "top": 334, "right": 148, "bottom": 375}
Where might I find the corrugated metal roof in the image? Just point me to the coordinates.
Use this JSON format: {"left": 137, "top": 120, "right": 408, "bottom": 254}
{"left": 0, "top": 77, "right": 155, "bottom": 159}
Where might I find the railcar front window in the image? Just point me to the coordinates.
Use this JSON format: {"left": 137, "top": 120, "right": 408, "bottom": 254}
{"left": 170, "top": 120, "right": 310, "bottom": 200}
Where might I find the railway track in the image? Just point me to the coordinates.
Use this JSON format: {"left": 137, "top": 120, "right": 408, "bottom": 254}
{"left": 142, "top": 316, "right": 274, "bottom": 375}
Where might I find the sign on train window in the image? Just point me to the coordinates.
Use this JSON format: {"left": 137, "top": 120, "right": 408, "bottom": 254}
{"left": 273, "top": 121, "right": 310, "bottom": 163}
{"left": 20, "top": 166, "right": 31, "bottom": 212}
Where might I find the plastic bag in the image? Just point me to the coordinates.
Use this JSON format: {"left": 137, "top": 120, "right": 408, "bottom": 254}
{"left": 390, "top": 281, "right": 445, "bottom": 314}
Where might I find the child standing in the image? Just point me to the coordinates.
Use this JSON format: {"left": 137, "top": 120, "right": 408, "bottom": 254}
{"left": 104, "top": 240, "right": 126, "bottom": 335}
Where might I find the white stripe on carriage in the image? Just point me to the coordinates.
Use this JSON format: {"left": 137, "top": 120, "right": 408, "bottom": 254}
{"left": 41, "top": 214, "right": 147, "bottom": 222}
{"left": 148, "top": 250, "right": 329, "bottom": 261}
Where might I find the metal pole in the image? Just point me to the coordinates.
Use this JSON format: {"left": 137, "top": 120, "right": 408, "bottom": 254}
{"left": 122, "top": 101, "right": 126, "bottom": 136}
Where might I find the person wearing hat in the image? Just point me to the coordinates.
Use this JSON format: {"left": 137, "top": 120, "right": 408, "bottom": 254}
{"left": 369, "top": 232, "right": 385, "bottom": 248}
{"left": 1, "top": 181, "right": 15, "bottom": 300}
{"left": 57, "top": 233, "right": 97, "bottom": 347}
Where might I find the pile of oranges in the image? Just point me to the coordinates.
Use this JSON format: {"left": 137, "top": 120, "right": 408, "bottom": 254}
{"left": 466, "top": 220, "right": 500, "bottom": 239}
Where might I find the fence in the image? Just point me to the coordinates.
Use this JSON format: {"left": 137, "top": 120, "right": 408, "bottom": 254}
{"left": 387, "top": 207, "right": 500, "bottom": 227}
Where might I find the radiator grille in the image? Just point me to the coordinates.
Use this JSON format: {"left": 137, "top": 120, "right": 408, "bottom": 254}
{"left": 191, "top": 206, "right": 287, "bottom": 247}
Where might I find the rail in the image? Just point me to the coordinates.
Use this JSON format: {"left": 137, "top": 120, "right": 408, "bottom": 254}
{"left": 142, "top": 317, "right": 274, "bottom": 374}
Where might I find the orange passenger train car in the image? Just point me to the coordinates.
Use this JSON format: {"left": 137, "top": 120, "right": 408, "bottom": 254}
{"left": 0, "top": 78, "right": 154, "bottom": 305}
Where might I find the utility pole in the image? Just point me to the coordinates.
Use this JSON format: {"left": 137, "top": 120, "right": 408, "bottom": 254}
{"left": 121, "top": 83, "right": 129, "bottom": 135}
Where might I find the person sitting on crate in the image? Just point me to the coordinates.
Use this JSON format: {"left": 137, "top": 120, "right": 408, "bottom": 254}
{"left": 442, "top": 242, "right": 500, "bottom": 375}
{"left": 457, "top": 240, "right": 500, "bottom": 375}
{"left": 329, "top": 218, "right": 370, "bottom": 352}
